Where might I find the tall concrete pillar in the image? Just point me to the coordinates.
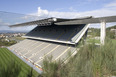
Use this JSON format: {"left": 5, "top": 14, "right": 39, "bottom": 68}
{"left": 100, "top": 21, "right": 106, "bottom": 45}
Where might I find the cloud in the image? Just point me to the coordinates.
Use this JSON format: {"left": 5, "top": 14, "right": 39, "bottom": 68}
{"left": 0, "top": 18, "right": 36, "bottom": 31}
{"left": 21, "top": 15, "right": 38, "bottom": 20}
{"left": 105, "top": 3, "right": 116, "bottom": 7}
{"left": 0, "top": 19, "right": 10, "bottom": 26}
{"left": 0, "top": 19, "right": 10, "bottom": 30}
{"left": 105, "top": 1, "right": 116, "bottom": 7}
{"left": 21, "top": 7, "right": 49, "bottom": 21}
{"left": 37, "top": 7, "right": 49, "bottom": 18}
{"left": 36, "top": 2, "right": 116, "bottom": 19}
{"left": 69, "top": 7, "right": 77, "bottom": 12}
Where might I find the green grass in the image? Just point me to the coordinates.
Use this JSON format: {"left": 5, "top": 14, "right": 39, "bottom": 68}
{"left": 0, "top": 48, "right": 39, "bottom": 77}
{"left": 87, "top": 38, "right": 100, "bottom": 44}
{"left": 112, "top": 39, "right": 116, "bottom": 44}
{"left": 8, "top": 37, "right": 25, "bottom": 41}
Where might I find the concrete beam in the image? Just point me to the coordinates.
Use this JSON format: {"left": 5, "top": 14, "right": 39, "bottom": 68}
{"left": 100, "top": 21, "right": 106, "bottom": 45}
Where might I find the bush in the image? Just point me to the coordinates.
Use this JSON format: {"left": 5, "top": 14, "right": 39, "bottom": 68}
{"left": 41, "top": 38, "right": 116, "bottom": 77}
{"left": 41, "top": 56, "right": 63, "bottom": 77}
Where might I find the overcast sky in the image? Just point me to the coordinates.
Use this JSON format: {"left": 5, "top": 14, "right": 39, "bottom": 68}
{"left": 0, "top": 0, "right": 116, "bottom": 31}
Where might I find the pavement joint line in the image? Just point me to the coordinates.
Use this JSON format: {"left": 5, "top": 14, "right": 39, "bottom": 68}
{"left": 55, "top": 47, "right": 71, "bottom": 60}
{"left": 18, "top": 40, "right": 35, "bottom": 52}
{"left": 35, "top": 45, "right": 60, "bottom": 64}
{"left": 29, "top": 44, "right": 51, "bottom": 59}
{"left": 23, "top": 41, "right": 40, "bottom": 53}
{"left": 15, "top": 39, "right": 32, "bottom": 51}
{"left": 24, "top": 42, "right": 45, "bottom": 56}
{"left": 20, "top": 41, "right": 38, "bottom": 53}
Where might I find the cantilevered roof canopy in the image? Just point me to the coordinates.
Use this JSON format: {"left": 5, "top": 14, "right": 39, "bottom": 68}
{"left": 9, "top": 16, "right": 93, "bottom": 27}
{"left": 9, "top": 15, "right": 116, "bottom": 27}
{"left": 55, "top": 15, "right": 116, "bottom": 25}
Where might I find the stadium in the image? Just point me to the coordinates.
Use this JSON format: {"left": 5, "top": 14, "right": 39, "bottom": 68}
{"left": 8, "top": 16, "right": 116, "bottom": 73}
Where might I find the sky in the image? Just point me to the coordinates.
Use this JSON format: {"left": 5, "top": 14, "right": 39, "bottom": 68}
{"left": 0, "top": 0, "right": 116, "bottom": 31}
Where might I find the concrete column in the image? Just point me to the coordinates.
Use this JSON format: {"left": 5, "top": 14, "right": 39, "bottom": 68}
{"left": 100, "top": 21, "right": 106, "bottom": 45}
